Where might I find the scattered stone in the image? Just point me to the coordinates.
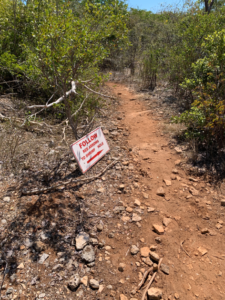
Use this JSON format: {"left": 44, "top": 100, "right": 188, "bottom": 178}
{"left": 156, "top": 187, "right": 165, "bottom": 197}
{"left": 216, "top": 223, "right": 222, "bottom": 229}
{"left": 38, "top": 253, "right": 49, "bottom": 264}
{"left": 131, "top": 245, "right": 139, "bottom": 255}
{"left": 68, "top": 274, "right": 81, "bottom": 291}
{"left": 140, "top": 247, "right": 150, "bottom": 257}
{"left": 155, "top": 237, "right": 162, "bottom": 243}
{"left": 89, "top": 279, "right": 99, "bottom": 289}
{"left": 52, "top": 264, "right": 63, "bottom": 271}
{"left": 163, "top": 217, "right": 172, "bottom": 227}
{"left": 121, "top": 216, "right": 130, "bottom": 222}
{"left": 175, "top": 160, "right": 181, "bottom": 166}
{"left": 189, "top": 187, "right": 199, "bottom": 196}
{"left": 34, "top": 241, "right": 46, "bottom": 252}
{"left": 198, "top": 247, "right": 208, "bottom": 256}
{"left": 98, "top": 285, "right": 104, "bottom": 293}
{"left": 142, "top": 257, "right": 153, "bottom": 266}
{"left": 107, "top": 285, "right": 113, "bottom": 289}
{"left": 134, "top": 199, "right": 141, "bottom": 206}
{"left": 132, "top": 213, "right": 142, "bottom": 222}
{"left": 6, "top": 288, "right": 14, "bottom": 295}
{"left": 81, "top": 276, "right": 88, "bottom": 287}
{"left": 150, "top": 245, "right": 157, "bottom": 251}
{"left": 171, "top": 174, "right": 176, "bottom": 180}
{"left": 160, "top": 263, "right": 170, "bottom": 275}
{"left": 113, "top": 206, "right": 125, "bottom": 214}
{"left": 221, "top": 199, "right": 225, "bottom": 207}
{"left": 149, "top": 251, "right": 159, "bottom": 262}
{"left": 9, "top": 274, "right": 17, "bottom": 283}
{"left": 76, "top": 232, "right": 90, "bottom": 250}
{"left": 3, "top": 196, "right": 10, "bottom": 202}
{"left": 201, "top": 228, "right": 209, "bottom": 234}
{"left": 189, "top": 177, "right": 198, "bottom": 182}
{"left": 81, "top": 245, "right": 95, "bottom": 263}
{"left": 108, "top": 233, "right": 114, "bottom": 238}
{"left": 17, "top": 263, "right": 24, "bottom": 269}
{"left": 1, "top": 219, "right": 7, "bottom": 225}
{"left": 163, "top": 179, "right": 171, "bottom": 186}
{"left": 174, "top": 147, "right": 182, "bottom": 153}
{"left": 120, "top": 295, "right": 128, "bottom": 300}
{"left": 174, "top": 293, "right": 180, "bottom": 299}
{"left": 147, "top": 287, "right": 163, "bottom": 299}
{"left": 118, "top": 263, "right": 126, "bottom": 272}
{"left": 39, "top": 293, "right": 45, "bottom": 298}
{"left": 172, "top": 169, "right": 178, "bottom": 174}
{"left": 97, "top": 187, "right": 105, "bottom": 193}
{"left": 142, "top": 192, "right": 149, "bottom": 199}
{"left": 126, "top": 207, "right": 133, "bottom": 213}
{"left": 96, "top": 224, "right": 103, "bottom": 232}
{"left": 153, "top": 224, "right": 164, "bottom": 235}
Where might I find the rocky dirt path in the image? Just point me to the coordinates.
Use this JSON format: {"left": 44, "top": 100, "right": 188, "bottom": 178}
{"left": 1, "top": 82, "right": 225, "bottom": 300}
{"left": 105, "top": 82, "right": 225, "bottom": 300}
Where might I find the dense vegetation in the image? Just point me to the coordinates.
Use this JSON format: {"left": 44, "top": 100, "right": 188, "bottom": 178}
{"left": 1, "top": 0, "right": 225, "bottom": 157}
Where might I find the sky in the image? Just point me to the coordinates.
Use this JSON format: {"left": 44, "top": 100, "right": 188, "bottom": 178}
{"left": 127, "top": 0, "right": 186, "bottom": 13}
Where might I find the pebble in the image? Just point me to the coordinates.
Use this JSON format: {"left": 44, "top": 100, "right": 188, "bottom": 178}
{"left": 6, "top": 287, "right": 14, "bottom": 295}
{"left": 17, "top": 263, "right": 24, "bottom": 269}
{"left": 160, "top": 263, "right": 170, "bottom": 275}
{"left": 3, "top": 196, "right": 10, "bottom": 202}
{"left": 132, "top": 213, "right": 142, "bottom": 222}
{"left": 155, "top": 237, "right": 162, "bottom": 243}
{"left": 174, "top": 293, "right": 180, "bottom": 299}
{"left": 118, "top": 263, "right": 126, "bottom": 272}
{"left": 68, "top": 274, "right": 80, "bottom": 291}
{"left": 153, "top": 224, "right": 164, "bottom": 235}
{"left": 147, "top": 287, "right": 163, "bottom": 299}
{"left": 153, "top": 263, "right": 158, "bottom": 271}
{"left": 114, "top": 206, "right": 125, "bottom": 214}
{"left": 172, "top": 168, "right": 178, "bottom": 174}
{"left": 131, "top": 245, "right": 139, "bottom": 255}
{"left": 120, "top": 295, "right": 128, "bottom": 300}
{"left": 81, "top": 245, "right": 95, "bottom": 263}
{"left": 198, "top": 246, "right": 207, "bottom": 256}
{"left": 76, "top": 232, "right": 90, "bottom": 250}
{"left": 147, "top": 207, "right": 155, "bottom": 212}
{"left": 126, "top": 207, "right": 133, "bottom": 213}
{"left": 96, "top": 224, "right": 103, "bottom": 232}
{"left": 89, "top": 279, "right": 99, "bottom": 289}
{"left": 156, "top": 187, "right": 165, "bottom": 196}
{"left": 134, "top": 199, "right": 141, "bottom": 206}
{"left": 221, "top": 199, "right": 225, "bottom": 206}
{"left": 149, "top": 251, "right": 159, "bottom": 262}
{"left": 107, "top": 285, "right": 113, "bottom": 289}
{"left": 39, "top": 293, "right": 46, "bottom": 298}
{"left": 163, "top": 217, "right": 172, "bottom": 227}
{"left": 189, "top": 187, "right": 199, "bottom": 196}
{"left": 163, "top": 179, "right": 171, "bottom": 186}
{"left": 1, "top": 219, "right": 7, "bottom": 224}
{"left": 38, "top": 253, "right": 49, "bottom": 264}
{"left": 140, "top": 247, "right": 150, "bottom": 257}
{"left": 201, "top": 228, "right": 209, "bottom": 234}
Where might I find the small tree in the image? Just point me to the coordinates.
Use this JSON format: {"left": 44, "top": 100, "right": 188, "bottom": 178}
{"left": 22, "top": 0, "right": 129, "bottom": 138}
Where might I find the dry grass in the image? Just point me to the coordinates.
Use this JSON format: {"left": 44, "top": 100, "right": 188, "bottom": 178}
{"left": 161, "top": 122, "right": 186, "bottom": 136}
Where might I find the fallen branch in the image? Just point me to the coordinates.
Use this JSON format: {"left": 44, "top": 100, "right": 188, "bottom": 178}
{"left": 137, "top": 266, "right": 153, "bottom": 290}
{"left": 180, "top": 240, "right": 191, "bottom": 258}
{"left": 21, "top": 159, "right": 120, "bottom": 196}
{"left": 0, "top": 261, "right": 8, "bottom": 300}
{"left": 141, "top": 258, "right": 163, "bottom": 300}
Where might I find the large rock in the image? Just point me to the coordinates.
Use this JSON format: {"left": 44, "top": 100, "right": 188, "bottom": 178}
{"left": 81, "top": 245, "right": 95, "bottom": 263}
{"left": 147, "top": 287, "right": 163, "bottom": 299}
{"left": 68, "top": 274, "right": 80, "bottom": 291}
{"left": 75, "top": 232, "right": 90, "bottom": 250}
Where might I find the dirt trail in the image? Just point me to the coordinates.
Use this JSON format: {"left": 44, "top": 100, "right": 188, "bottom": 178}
{"left": 107, "top": 82, "right": 225, "bottom": 300}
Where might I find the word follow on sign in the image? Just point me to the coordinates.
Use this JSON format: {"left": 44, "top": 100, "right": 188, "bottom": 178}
{"left": 71, "top": 127, "right": 110, "bottom": 174}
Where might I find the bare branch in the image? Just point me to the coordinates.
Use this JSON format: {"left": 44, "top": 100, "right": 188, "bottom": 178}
{"left": 27, "top": 81, "right": 76, "bottom": 109}
{"left": 80, "top": 83, "right": 115, "bottom": 99}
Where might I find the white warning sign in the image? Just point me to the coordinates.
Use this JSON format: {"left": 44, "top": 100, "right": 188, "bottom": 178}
{"left": 71, "top": 127, "right": 110, "bottom": 174}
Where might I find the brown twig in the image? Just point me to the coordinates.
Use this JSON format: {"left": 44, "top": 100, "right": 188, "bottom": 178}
{"left": 180, "top": 240, "right": 191, "bottom": 258}
{"left": 0, "top": 261, "right": 8, "bottom": 300}
{"left": 137, "top": 266, "right": 153, "bottom": 290}
{"left": 141, "top": 258, "right": 163, "bottom": 300}
{"left": 21, "top": 159, "right": 120, "bottom": 196}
